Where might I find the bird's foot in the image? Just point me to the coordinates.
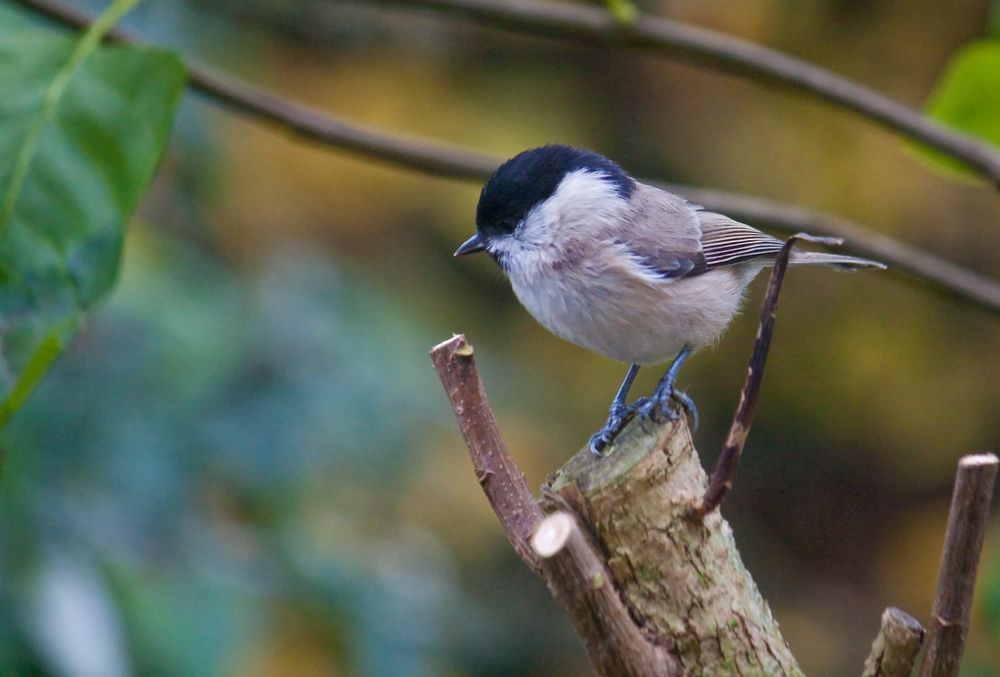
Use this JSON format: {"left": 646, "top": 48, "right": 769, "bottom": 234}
{"left": 638, "top": 386, "right": 699, "bottom": 431}
{"left": 588, "top": 400, "right": 645, "bottom": 456}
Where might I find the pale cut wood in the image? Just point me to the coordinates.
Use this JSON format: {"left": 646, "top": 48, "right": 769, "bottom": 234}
{"left": 862, "top": 607, "right": 925, "bottom": 677}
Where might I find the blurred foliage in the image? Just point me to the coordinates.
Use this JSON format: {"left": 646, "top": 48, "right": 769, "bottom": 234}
{"left": 0, "top": 4, "right": 185, "bottom": 424}
{"left": 921, "top": 39, "right": 1000, "bottom": 177}
{"left": 603, "top": 0, "right": 638, "bottom": 26}
{"left": 0, "top": 228, "right": 585, "bottom": 676}
{"left": 0, "top": 0, "right": 998, "bottom": 676}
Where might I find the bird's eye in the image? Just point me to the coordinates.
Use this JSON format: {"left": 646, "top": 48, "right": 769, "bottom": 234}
{"left": 488, "top": 219, "right": 516, "bottom": 235}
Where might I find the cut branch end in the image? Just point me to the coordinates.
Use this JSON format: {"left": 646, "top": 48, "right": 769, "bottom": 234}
{"left": 863, "top": 606, "right": 925, "bottom": 677}
{"left": 532, "top": 512, "right": 574, "bottom": 558}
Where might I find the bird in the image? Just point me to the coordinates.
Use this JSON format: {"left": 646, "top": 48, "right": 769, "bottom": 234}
{"left": 454, "top": 145, "right": 884, "bottom": 455}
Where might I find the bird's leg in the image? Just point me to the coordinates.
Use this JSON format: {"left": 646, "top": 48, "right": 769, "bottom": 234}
{"left": 640, "top": 345, "right": 698, "bottom": 430}
{"left": 589, "top": 363, "right": 641, "bottom": 456}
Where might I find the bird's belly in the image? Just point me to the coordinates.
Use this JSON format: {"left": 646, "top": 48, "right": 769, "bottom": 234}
{"left": 510, "top": 268, "right": 747, "bottom": 365}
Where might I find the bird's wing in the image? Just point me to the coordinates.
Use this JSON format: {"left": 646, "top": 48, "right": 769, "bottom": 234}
{"left": 617, "top": 184, "right": 707, "bottom": 280}
{"left": 617, "top": 185, "right": 786, "bottom": 280}
{"left": 696, "top": 210, "right": 784, "bottom": 269}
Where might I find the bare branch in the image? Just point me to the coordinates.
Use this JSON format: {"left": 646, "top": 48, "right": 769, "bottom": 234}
{"left": 675, "top": 188, "right": 1000, "bottom": 317}
{"left": 13, "top": 0, "right": 498, "bottom": 179}
{"left": 430, "top": 335, "right": 544, "bottom": 574}
{"left": 863, "top": 607, "right": 925, "bottom": 677}
{"left": 13, "top": 0, "right": 1000, "bottom": 316}
{"left": 532, "top": 512, "right": 680, "bottom": 676}
{"left": 919, "top": 453, "right": 999, "bottom": 677}
{"left": 354, "top": 0, "right": 1000, "bottom": 187}
{"left": 692, "top": 233, "right": 835, "bottom": 518}
{"left": 431, "top": 339, "right": 682, "bottom": 674}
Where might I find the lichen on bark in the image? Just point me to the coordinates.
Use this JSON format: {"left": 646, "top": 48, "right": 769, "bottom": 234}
{"left": 545, "top": 417, "right": 802, "bottom": 676}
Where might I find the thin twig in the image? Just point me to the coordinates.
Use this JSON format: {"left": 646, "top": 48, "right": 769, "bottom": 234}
{"left": 432, "top": 341, "right": 682, "bottom": 674}
{"left": 354, "top": 0, "right": 1000, "bottom": 187}
{"left": 862, "top": 607, "right": 925, "bottom": 677}
{"left": 13, "top": 0, "right": 1000, "bottom": 316}
{"left": 532, "top": 512, "right": 680, "bottom": 676}
{"left": 676, "top": 188, "right": 1000, "bottom": 316}
{"left": 692, "top": 233, "right": 835, "bottom": 518}
{"left": 919, "top": 453, "right": 999, "bottom": 677}
{"left": 430, "top": 335, "right": 545, "bottom": 574}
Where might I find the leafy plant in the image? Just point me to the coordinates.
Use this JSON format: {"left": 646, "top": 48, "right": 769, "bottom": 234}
{"left": 917, "top": 39, "right": 1000, "bottom": 177}
{"left": 0, "top": 2, "right": 185, "bottom": 424}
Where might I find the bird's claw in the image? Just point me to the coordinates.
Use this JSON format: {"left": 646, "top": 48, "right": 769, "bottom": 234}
{"left": 589, "top": 412, "right": 625, "bottom": 456}
{"left": 588, "top": 429, "right": 615, "bottom": 456}
{"left": 638, "top": 387, "right": 699, "bottom": 431}
{"left": 588, "top": 400, "right": 646, "bottom": 456}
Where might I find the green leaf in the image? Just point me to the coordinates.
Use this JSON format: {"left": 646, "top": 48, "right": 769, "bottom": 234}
{"left": 917, "top": 39, "right": 1000, "bottom": 177}
{"left": 604, "top": 0, "right": 638, "bottom": 26}
{"left": 0, "top": 5, "right": 187, "bottom": 424}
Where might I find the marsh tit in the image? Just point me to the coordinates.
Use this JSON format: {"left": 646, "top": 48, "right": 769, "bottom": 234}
{"left": 455, "top": 145, "right": 884, "bottom": 454}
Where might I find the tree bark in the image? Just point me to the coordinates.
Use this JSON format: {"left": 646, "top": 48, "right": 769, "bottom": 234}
{"left": 532, "top": 512, "right": 679, "bottom": 676}
{"left": 920, "top": 453, "right": 999, "bottom": 677}
{"left": 432, "top": 334, "right": 996, "bottom": 675}
{"left": 544, "top": 417, "right": 802, "bottom": 675}
{"left": 862, "top": 607, "right": 925, "bottom": 677}
{"left": 432, "top": 334, "right": 802, "bottom": 675}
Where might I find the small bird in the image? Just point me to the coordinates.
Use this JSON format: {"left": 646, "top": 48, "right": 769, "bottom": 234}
{"left": 455, "top": 145, "right": 884, "bottom": 454}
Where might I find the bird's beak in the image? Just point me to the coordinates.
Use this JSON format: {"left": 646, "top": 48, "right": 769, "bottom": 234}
{"left": 454, "top": 232, "right": 487, "bottom": 256}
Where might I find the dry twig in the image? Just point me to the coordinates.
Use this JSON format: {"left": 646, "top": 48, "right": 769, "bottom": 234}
{"left": 919, "top": 453, "right": 999, "bottom": 677}
{"left": 692, "top": 233, "right": 837, "bottom": 517}
{"left": 430, "top": 335, "right": 544, "bottom": 572}
{"left": 431, "top": 335, "right": 684, "bottom": 675}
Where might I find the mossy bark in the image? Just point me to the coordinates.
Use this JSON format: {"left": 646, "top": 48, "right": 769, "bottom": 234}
{"left": 544, "top": 417, "right": 802, "bottom": 676}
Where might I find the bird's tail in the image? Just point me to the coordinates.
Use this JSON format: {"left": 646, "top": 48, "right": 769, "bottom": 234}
{"left": 788, "top": 251, "right": 886, "bottom": 271}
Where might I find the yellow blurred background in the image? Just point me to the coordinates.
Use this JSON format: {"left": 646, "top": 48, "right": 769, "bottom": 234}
{"left": 2, "top": 0, "right": 999, "bottom": 675}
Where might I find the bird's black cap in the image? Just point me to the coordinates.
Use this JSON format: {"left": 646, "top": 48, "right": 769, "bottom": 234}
{"left": 474, "top": 145, "right": 635, "bottom": 240}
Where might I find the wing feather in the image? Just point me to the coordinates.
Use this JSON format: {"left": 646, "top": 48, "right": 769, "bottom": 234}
{"left": 614, "top": 186, "right": 786, "bottom": 281}
{"left": 619, "top": 184, "right": 706, "bottom": 280}
{"left": 697, "top": 211, "right": 783, "bottom": 269}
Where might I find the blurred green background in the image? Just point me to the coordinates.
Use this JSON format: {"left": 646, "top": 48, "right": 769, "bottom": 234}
{"left": 1, "top": 0, "right": 999, "bottom": 675}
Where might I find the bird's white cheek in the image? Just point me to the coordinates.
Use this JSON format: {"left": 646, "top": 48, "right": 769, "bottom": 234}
{"left": 519, "top": 170, "right": 632, "bottom": 248}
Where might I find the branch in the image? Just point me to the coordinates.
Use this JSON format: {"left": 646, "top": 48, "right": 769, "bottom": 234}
{"left": 532, "top": 512, "right": 680, "bottom": 676}
{"left": 919, "top": 453, "right": 999, "bottom": 677}
{"left": 354, "top": 0, "right": 1000, "bottom": 188}
{"left": 432, "top": 334, "right": 800, "bottom": 673}
{"left": 862, "top": 607, "right": 925, "bottom": 677}
{"left": 676, "top": 188, "right": 1000, "bottom": 316}
{"left": 692, "top": 233, "right": 838, "bottom": 518}
{"left": 430, "top": 335, "right": 544, "bottom": 573}
{"left": 14, "top": 0, "right": 498, "bottom": 180}
{"left": 14, "top": 0, "right": 1000, "bottom": 316}
{"left": 545, "top": 417, "right": 803, "bottom": 674}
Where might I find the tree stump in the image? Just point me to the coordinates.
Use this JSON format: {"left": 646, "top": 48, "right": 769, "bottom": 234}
{"left": 544, "top": 416, "right": 802, "bottom": 675}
